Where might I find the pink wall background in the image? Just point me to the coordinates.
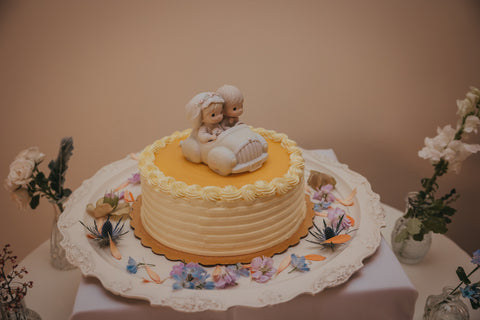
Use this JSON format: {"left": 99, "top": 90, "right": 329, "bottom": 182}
{"left": 1, "top": 0, "right": 479, "bottom": 260}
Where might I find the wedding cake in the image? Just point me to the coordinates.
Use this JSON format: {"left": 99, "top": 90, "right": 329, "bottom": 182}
{"left": 137, "top": 85, "right": 312, "bottom": 261}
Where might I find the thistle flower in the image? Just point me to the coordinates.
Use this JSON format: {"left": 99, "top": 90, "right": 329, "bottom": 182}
{"left": 307, "top": 216, "right": 351, "bottom": 250}
{"left": 79, "top": 216, "right": 128, "bottom": 247}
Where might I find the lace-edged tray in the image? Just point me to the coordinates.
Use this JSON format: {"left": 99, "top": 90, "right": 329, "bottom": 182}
{"left": 58, "top": 149, "right": 385, "bottom": 312}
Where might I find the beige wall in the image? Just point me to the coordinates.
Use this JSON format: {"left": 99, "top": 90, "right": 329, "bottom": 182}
{"left": 1, "top": 0, "right": 479, "bottom": 261}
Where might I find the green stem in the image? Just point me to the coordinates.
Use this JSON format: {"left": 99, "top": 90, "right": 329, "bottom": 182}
{"left": 450, "top": 265, "right": 480, "bottom": 296}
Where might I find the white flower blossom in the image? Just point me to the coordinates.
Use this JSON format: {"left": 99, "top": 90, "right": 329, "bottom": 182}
{"left": 443, "top": 140, "right": 480, "bottom": 173}
{"left": 418, "top": 125, "right": 456, "bottom": 162}
{"left": 470, "top": 86, "right": 480, "bottom": 98}
{"left": 6, "top": 158, "right": 35, "bottom": 187}
{"left": 418, "top": 124, "right": 480, "bottom": 173}
{"left": 10, "top": 188, "right": 31, "bottom": 210}
{"left": 15, "top": 147, "right": 45, "bottom": 164}
{"left": 463, "top": 115, "right": 480, "bottom": 134}
{"left": 457, "top": 98, "right": 475, "bottom": 118}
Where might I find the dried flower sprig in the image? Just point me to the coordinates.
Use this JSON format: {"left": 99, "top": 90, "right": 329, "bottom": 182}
{"left": 4, "top": 137, "right": 74, "bottom": 212}
{"left": 399, "top": 87, "right": 480, "bottom": 242}
{"left": 0, "top": 244, "right": 33, "bottom": 311}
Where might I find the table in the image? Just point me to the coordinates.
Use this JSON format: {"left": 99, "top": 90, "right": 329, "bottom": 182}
{"left": 20, "top": 203, "right": 478, "bottom": 320}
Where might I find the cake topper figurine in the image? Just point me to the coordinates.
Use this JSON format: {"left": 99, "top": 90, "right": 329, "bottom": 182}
{"left": 185, "top": 92, "right": 225, "bottom": 143}
{"left": 181, "top": 85, "right": 268, "bottom": 176}
{"left": 216, "top": 85, "right": 244, "bottom": 129}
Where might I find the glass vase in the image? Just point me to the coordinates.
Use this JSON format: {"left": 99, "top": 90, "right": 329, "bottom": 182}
{"left": 391, "top": 192, "right": 432, "bottom": 264}
{"left": 0, "top": 298, "right": 41, "bottom": 320}
{"left": 50, "top": 204, "right": 75, "bottom": 270}
{"left": 424, "top": 286, "right": 469, "bottom": 320}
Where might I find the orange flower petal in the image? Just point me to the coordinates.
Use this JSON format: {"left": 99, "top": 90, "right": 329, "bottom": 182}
{"left": 336, "top": 188, "right": 357, "bottom": 206}
{"left": 124, "top": 191, "right": 135, "bottom": 203}
{"left": 314, "top": 211, "right": 327, "bottom": 217}
{"left": 86, "top": 234, "right": 96, "bottom": 239}
{"left": 145, "top": 266, "right": 164, "bottom": 284}
{"left": 109, "top": 234, "right": 122, "bottom": 260}
{"left": 347, "top": 215, "right": 355, "bottom": 227}
{"left": 114, "top": 181, "right": 129, "bottom": 192}
{"left": 322, "top": 234, "right": 352, "bottom": 245}
{"left": 304, "top": 254, "right": 326, "bottom": 261}
{"left": 276, "top": 255, "right": 292, "bottom": 275}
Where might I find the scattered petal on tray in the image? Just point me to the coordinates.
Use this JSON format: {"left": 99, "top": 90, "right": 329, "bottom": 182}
{"left": 304, "top": 254, "right": 326, "bottom": 261}
{"left": 276, "top": 255, "right": 292, "bottom": 275}
{"left": 336, "top": 188, "right": 357, "bottom": 206}
{"left": 145, "top": 265, "right": 165, "bottom": 284}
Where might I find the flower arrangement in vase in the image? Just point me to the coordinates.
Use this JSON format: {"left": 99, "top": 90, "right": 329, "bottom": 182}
{"left": 4, "top": 137, "right": 75, "bottom": 270}
{"left": 392, "top": 87, "right": 480, "bottom": 264}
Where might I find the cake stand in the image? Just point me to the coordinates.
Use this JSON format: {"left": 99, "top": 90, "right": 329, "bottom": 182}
{"left": 58, "top": 150, "right": 385, "bottom": 312}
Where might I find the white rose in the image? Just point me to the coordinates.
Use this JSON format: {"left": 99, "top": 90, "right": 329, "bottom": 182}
{"left": 456, "top": 98, "right": 474, "bottom": 118}
{"left": 16, "top": 147, "right": 45, "bottom": 164}
{"left": 7, "top": 158, "right": 35, "bottom": 187}
{"left": 463, "top": 115, "right": 480, "bottom": 134}
{"left": 10, "top": 188, "right": 31, "bottom": 210}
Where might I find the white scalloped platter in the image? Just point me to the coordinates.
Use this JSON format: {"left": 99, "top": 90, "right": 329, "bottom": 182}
{"left": 59, "top": 149, "right": 385, "bottom": 312}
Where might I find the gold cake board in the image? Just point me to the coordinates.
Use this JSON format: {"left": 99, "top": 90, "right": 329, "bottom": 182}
{"left": 130, "top": 195, "right": 315, "bottom": 266}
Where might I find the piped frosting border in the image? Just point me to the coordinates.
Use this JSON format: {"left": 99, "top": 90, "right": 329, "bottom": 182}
{"left": 139, "top": 128, "right": 305, "bottom": 202}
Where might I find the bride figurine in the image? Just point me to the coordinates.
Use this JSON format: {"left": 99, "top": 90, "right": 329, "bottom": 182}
{"left": 185, "top": 92, "right": 225, "bottom": 144}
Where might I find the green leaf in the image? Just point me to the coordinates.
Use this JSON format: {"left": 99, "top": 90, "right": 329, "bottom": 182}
{"left": 394, "top": 229, "right": 409, "bottom": 243}
{"left": 412, "top": 232, "right": 425, "bottom": 241}
{"left": 35, "top": 171, "right": 49, "bottom": 189}
{"left": 406, "top": 218, "right": 422, "bottom": 235}
{"left": 30, "top": 195, "right": 40, "bottom": 209}
{"left": 456, "top": 267, "right": 471, "bottom": 285}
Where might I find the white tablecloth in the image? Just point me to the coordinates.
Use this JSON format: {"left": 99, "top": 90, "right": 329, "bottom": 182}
{"left": 70, "top": 238, "right": 416, "bottom": 320}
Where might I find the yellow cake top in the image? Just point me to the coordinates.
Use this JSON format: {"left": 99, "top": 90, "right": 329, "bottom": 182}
{"left": 139, "top": 128, "right": 304, "bottom": 202}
